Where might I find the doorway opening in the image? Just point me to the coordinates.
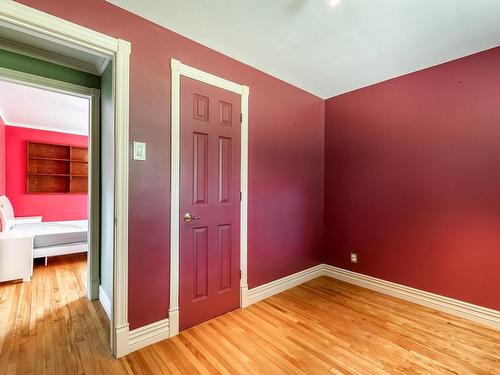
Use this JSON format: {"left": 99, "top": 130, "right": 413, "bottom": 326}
{"left": 0, "top": 47, "right": 113, "bottom": 353}
{"left": 0, "top": 0, "right": 130, "bottom": 358}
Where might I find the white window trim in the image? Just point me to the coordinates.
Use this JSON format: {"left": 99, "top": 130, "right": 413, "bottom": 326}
{"left": 169, "top": 59, "right": 250, "bottom": 336}
{"left": 0, "top": 0, "right": 131, "bottom": 358}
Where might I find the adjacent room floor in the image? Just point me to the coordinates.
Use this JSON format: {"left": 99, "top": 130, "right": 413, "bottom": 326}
{"left": 0, "top": 254, "right": 498, "bottom": 374}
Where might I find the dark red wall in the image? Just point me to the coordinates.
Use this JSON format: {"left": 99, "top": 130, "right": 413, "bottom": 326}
{"left": 17, "top": 0, "right": 325, "bottom": 329}
{"left": 0, "top": 116, "right": 5, "bottom": 195}
{"left": 5, "top": 126, "right": 88, "bottom": 221}
{"left": 324, "top": 47, "right": 500, "bottom": 310}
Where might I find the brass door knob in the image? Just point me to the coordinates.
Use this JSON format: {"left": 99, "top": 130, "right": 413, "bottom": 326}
{"left": 183, "top": 213, "right": 201, "bottom": 223}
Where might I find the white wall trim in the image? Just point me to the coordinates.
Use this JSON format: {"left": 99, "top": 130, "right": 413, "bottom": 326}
{"left": 245, "top": 263, "right": 500, "bottom": 331}
{"left": 112, "top": 38, "right": 131, "bottom": 358}
{"left": 247, "top": 264, "right": 324, "bottom": 306}
{"left": 323, "top": 265, "right": 500, "bottom": 331}
{"left": 129, "top": 318, "right": 170, "bottom": 354}
{"left": 0, "top": 65, "right": 96, "bottom": 98}
{"left": 99, "top": 285, "right": 112, "bottom": 320}
{"left": 0, "top": 1, "right": 118, "bottom": 56}
{"left": 0, "top": 0, "right": 132, "bottom": 358}
{"left": 169, "top": 58, "right": 250, "bottom": 337}
{"left": 124, "top": 262, "right": 499, "bottom": 354}
{"left": 0, "top": 36, "right": 109, "bottom": 75}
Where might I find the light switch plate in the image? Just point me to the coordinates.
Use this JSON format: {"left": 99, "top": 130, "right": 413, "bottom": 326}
{"left": 133, "top": 141, "right": 146, "bottom": 161}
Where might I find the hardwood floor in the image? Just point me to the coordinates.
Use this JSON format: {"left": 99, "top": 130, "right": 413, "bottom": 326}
{"left": 0, "top": 254, "right": 129, "bottom": 375}
{"left": 0, "top": 254, "right": 499, "bottom": 374}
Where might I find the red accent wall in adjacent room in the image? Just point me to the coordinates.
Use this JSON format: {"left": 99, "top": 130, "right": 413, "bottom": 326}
{"left": 18, "top": 0, "right": 325, "bottom": 329}
{"left": 0, "top": 116, "right": 5, "bottom": 195}
{"left": 5, "top": 126, "right": 88, "bottom": 221}
{"left": 324, "top": 47, "right": 500, "bottom": 311}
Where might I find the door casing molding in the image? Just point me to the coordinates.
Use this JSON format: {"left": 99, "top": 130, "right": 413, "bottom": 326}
{"left": 0, "top": 0, "right": 131, "bottom": 358}
{"left": 170, "top": 58, "right": 249, "bottom": 336}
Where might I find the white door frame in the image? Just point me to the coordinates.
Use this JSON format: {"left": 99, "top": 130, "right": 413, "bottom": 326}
{"left": 0, "top": 0, "right": 131, "bottom": 358}
{"left": 169, "top": 59, "right": 249, "bottom": 336}
{"left": 0, "top": 66, "right": 101, "bottom": 300}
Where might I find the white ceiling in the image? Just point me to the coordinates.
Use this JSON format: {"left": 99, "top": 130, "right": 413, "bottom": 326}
{"left": 0, "top": 80, "right": 89, "bottom": 135}
{"left": 106, "top": 0, "right": 500, "bottom": 98}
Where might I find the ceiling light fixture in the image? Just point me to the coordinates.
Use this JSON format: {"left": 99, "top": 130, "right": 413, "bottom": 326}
{"left": 327, "top": 0, "right": 342, "bottom": 8}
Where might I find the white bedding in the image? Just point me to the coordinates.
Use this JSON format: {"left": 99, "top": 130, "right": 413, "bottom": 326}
{"left": 12, "top": 220, "right": 88, "bottom": 248}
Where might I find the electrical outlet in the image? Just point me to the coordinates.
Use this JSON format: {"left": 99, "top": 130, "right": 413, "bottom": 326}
{"left": 350, "top": 252, "right": 358, "bottom": 264}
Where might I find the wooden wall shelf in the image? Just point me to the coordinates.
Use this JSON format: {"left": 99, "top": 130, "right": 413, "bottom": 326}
{"left": 27, "top": 141, "right": 88, "bottom": 194}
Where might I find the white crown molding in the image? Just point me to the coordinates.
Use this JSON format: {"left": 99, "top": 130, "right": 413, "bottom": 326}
{"left": 129, "top": 318, "right": 170, "bottom": 354}
{"left": 4, "top": 122, "right": 89, "bottom": 136}
{"left": 323, "top": 265, "right": 500, "bottom": 331}
{"left": 99, "top": 285, "right": 112, "bottom": 320}
{"left": 0, "top": 37, "right": 108, "bottom": 76}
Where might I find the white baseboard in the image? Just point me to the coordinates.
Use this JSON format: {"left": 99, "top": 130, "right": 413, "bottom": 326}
{"left": 123, "top": 262, "right": 500, "bottom": 355}
{"left": 247, "top": 264, "right": 324, "bottom": 305}
{"left": 129, "top": 318, "right": 170, "bottom": 354}
{"left": 241, "top": 285, "right": 249, "bottom": 308}
{"left": 323, "top": 265, "right": 500, "bottom": 331}
{"left": 168, "top": 308, "right": 179, "bottom": 338}
{"left": 114, "top": 324, "right": 130, "bottom": 358}
{"left": 98, "top": 285, "right": 112, "bottom": 320}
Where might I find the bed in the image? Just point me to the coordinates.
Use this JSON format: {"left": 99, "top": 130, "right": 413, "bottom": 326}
{"left": 11, "top": 220, "right": 88, "bottom": 262}
{"left": 0, "top": 196, "right": 88, "bottom": 266}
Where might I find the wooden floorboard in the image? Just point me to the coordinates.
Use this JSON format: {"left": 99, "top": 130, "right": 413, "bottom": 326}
{"left": 0, "top": 254, "right": 498, "bottom": 374}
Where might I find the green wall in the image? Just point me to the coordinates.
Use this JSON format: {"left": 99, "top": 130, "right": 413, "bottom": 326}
{"left": 0, "top": 48, "right": 100, "bottom": 88}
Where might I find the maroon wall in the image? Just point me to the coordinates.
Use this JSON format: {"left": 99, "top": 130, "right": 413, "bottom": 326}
{"left": 17, "top": 0, "right": 325, "bottom": 329}
{"left": 0, "top": 116, "right": 5, "bottom": 195}
{"left": 5, "top": 125, "right": 88, "bottom": 221}
{"left": 324, "top": 47, "right": 500, "bottom": 310}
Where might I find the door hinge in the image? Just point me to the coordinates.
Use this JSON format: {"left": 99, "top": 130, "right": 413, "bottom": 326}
{"left": 240, "top": 192, "right": 242, "bottom": 201}
{"left": 240, "top": 113, "right": 243, "bottom": 123}
{"left": 240, "top": 270, "right": 242, "bottom": 279}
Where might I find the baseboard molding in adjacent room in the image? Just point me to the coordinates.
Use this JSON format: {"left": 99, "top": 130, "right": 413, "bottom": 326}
{"left": 129, "top": 318, "right": 170, "bottom": 354}
{"left": 247, "top": 264, "right": 324, "bottom": 306}
{"left": 98, "top": 285, "right": 112, "bottom": 320}
{"left": 323, "top": 264, "right": 500, "bottom": 331}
